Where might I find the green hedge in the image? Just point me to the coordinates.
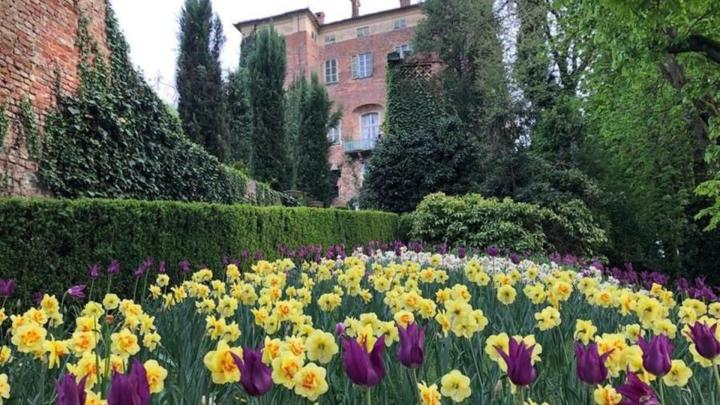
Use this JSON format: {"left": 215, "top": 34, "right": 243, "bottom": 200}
{"left": 0, "top": 198, "right": 398, "bottom": 304}
{"left": 410, "top": 193, "right": 607, "bottom": 256}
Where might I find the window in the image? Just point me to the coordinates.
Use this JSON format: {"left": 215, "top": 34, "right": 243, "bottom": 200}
{"left": 357, "top": 26, "right": 369, "bottom": 38}
{"left": 325, "top": 34, "right": 336, "bottom": 43}
{"left": 311, "top": 31, "right": 317, "bottom": 42}
{"left": 394, "top": 19, "right": 407, "bottom": 30}
{"left": 351, "top": 53, "right": 373, "bottom": 79}
{"left": 361, "top": 113, "right": 380, "bottom": 140}
{"left": 325, "top": 60, "right": 338, "bottom": 84}
{"left": 395, "top": 43, "right": 413, "bottom": 58}
{"left": 328, "top": 125, "right": 341, "bottom": 144}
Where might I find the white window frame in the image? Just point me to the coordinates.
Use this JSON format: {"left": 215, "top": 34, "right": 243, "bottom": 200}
{"left": 357, "top": 26, "right": 370, "bottom": 38}
{"left": 351, "top": 53, "right": 373, "bottom": 79}
{"left": 395, "top": 43, "right": 413, "bottom": 58}
{"left": 361, "top": 113, "right": 380, "bottom": 140}
{"left": 328, "top": 125, "right": 341, "bottom": 144}
{"left": 325, "top": 59, "right": 338, "bottom": 84}
{"left": 394, "top": 19, "right": 407, "bottom": 30}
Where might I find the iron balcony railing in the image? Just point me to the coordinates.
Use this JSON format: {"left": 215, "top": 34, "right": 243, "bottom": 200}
{"left": 343, "top": 138, "right": 377, "bottom": 154}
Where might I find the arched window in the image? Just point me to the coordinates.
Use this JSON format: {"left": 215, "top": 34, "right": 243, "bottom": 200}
{"left": 361, "top": 113, "right": 380, "bottom": 140}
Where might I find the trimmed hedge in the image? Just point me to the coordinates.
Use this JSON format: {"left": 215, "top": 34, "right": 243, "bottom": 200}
{"left": 0, "top": 198, "right": 398, "bottom": 303}
{"left": 410, "top": 193, "right": 607, "bottom": 256}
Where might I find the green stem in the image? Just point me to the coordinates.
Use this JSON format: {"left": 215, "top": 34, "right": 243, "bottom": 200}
{"left": 658, "top": 378, "right": 665, "bottom": 404}
{"left": 714, "top": 365, "right": 720, "bottom": 399}
{"left": 366, "top": 387, "right": 372, "bottom": 405}
{"left": 410, "top": 368, "right": 420, "bottom": 405}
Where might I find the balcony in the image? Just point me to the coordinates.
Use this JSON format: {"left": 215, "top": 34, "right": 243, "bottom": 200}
{"left": 343, "top": 138, "right": 377, "bottom": 154}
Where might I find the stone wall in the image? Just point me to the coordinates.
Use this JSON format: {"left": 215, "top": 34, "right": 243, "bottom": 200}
{"left": 0, "top": 0, "right": 107, "bottom": 196}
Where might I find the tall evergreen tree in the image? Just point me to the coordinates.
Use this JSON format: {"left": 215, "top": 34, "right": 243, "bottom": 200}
{"left": 295, "top": 74, "right": 340, "bottom": 204}
{"left": 225, "top": 69, "right": 252, "bottom": 166}
{"left": 176, "top": 0, "right": 228, "bottom": 160}
{"left": 247, "top": 26, "right": 288, "bottom": 190}
{"left": 284, "top": 75, "right": 309, "bottom": 190}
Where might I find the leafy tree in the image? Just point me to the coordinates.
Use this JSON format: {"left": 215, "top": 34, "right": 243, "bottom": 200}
{"left": 364, "top": 116, "right": 478, "bottom": 213}
{"left": 247, "top": 26, "right": 289, "bottom": 190}
{"left": 415, "top": 0, "right": 520, "bottom": 197}
{"left": 225, "top": 69, "right": 252, "bottom": 167}
{"left": 284, "top": 75, "right": 309, "bottom": 190}
{"left": 175, "top": 0, "right": 228, "bottom": 160}
{"left": 295, "top": 74, "right": 341, "bottom": 204}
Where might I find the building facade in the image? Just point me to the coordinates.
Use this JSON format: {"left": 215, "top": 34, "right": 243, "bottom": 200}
{"left": 235, "top": 0, "right": 424, "bottom": 206}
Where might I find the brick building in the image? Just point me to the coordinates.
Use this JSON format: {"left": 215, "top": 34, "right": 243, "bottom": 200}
{"left": 235, "top": 0, "right": 424, "bottom": 206}
{"left": 0, "top": 0, "right": 107, "bottom": 196}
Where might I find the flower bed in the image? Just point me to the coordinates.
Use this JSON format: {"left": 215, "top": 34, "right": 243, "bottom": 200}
{"left": 0, "top": 250, "right": 718, "bottom": 404}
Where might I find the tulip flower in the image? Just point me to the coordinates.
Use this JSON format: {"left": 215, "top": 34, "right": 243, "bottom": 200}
{"left": 0, "top": 279, "right": 16, "bottom": 298}
{"left": 495, "top": 337, "right": 537, "bottom": 386}
{"left": 335, "top": 322, "right": 346, "bottom": 337}
{"left": 108, "top": 260, "right": 120, "bottom": 274}
{"left": 107, "top": 359, "right": 150, "bottom": 405}
{"left": 616, "top": 371, "right": 659, "bottom": 405}
{"left": 342, "top": 335, "right": 386, "bottom": 387}
{"left": 88, "top": 264, "right": 100, "bottom": 280}
{"left": 66, "top": 285, "right": 86, "bottom": 300}
{"left": 688, "top": 321, "right": 720, "bottom": 360}
{"left": 575, "top": 343, "right": 612, "bottom": 385}
{"left": 637, "top": 335, "right": 673, "bottom": 376}
{"left": 55, "top": 373, "right": 87, "bottom": 405}
{"left": 397, "top": 322, "right": 424, "bottom": 368}
{"left": 485, "top": 246, "right": 499, "bottom": 257}
{"left": 230, "top": 348, "right": 273, "bottom": 397}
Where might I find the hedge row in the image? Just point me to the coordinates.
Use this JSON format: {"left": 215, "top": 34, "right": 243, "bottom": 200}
{"left": 0, "top": 198, "right": 399, "bottom": 304}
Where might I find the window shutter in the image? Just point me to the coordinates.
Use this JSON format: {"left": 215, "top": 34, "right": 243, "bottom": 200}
{"left": 368, "top": 53, "right": 374, "bottom": 76}
{"left": 351, "top": 56, "right": 358, "bottom": 79}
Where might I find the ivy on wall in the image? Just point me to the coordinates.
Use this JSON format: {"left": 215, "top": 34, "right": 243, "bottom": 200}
{"left": 37, "top": 4, "right": 287, "bottom": 205}
{"left": 0, "top": 105, "right": 7, "bottom": 151}
{"left": 18, "top": 98, "right": 40, "bottom": 160}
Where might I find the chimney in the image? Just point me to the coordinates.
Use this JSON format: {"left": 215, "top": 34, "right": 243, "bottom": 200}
{"left": 350, "top": 0, "right": 360, "bottom": 18}
{"left": 315, "top": 11, "right": 325, "bottom": 25}
{"left": 399, "top": 0, "right": 411, "bottom": 7}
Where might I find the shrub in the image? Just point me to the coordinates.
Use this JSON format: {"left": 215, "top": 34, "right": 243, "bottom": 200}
{"left": 0, "top": 198, "right": 398, "bottom": 303}
{"left": 410, "top": 193, "right": 606, "bottom": 256}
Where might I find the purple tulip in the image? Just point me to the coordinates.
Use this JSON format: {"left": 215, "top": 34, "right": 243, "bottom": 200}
{"left": 55, "top": 373, "right": 87, "bottom": 405}
{"left": 457, "top": 245, "right": 466, "bottom": 259}
{"left": 342, "top": 335, "right": 386, "bottom": 387}
{"left": 89, "top": 264, "right": 100, "bottom": 280}
{"left": 637, "top": 335, "right": 673, "bottom": 376}
{"left": 335, "top": 322, "right": 346, "bottom": 337}
{"left": 397, "top": 322, "right": 424, "bottom": 368}
{"left": 510, "top": 253, "right": 520, "bottom": 264}
{"left": 485, "top": 246, "right": 499, "bottom": 257}
{"left": 66, "top": 285, "right": 86, "bottom": 300}
{"left": 254, "top": 251, "right": 263, "bottom": 261}
{"left": 575, "top": 343, "right": 612, "bottom": 385}
{"left": 107, "top": 359, "right": 150, "bottom": 405}
{"left": 495, "top": 337, "right": 537, "bottom": 386}
{"left": 616, "top": 371, "right": 658, "bottom": 405}
{"left": 158, "top": 261, "right": 166, "bottom": 274}
{"left": 230, "top": 349, "right": 273, "bottom": 396}
{"left": 0, "top": 279, "right": 16, "bottom": 297}
{"left": 688, "top": 322, "right": 720, "bottom": 360}
{"left": 179, "top": 260, "right": 191, "bottom": 273}
{"left": 108, "top": 260, "right": 120, "bottom": 275}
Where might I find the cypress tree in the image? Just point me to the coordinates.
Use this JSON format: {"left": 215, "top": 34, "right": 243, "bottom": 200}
{"left": 176, "top": 0, "right": 228, "bottom": 161}
{"left": 295, "top": 74, "right": 340, "bottom": 204}
{"left": 247, "top": 26, "right": 288, "bottom": 190}
{"left": 284, "top": 75, "right": 309, "bottom": 190}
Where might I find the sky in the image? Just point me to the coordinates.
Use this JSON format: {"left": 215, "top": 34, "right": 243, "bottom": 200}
{"left": 111, "top": 0, "right": 419, "bottom": 104}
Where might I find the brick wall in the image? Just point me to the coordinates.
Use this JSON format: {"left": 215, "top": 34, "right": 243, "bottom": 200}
{"left": 0, "top": 0, "right": 107, "bottom": 196}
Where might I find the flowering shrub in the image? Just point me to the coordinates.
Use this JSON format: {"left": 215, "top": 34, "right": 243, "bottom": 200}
{"left": 0, "top": 249, "right": 719, "bottom": 404}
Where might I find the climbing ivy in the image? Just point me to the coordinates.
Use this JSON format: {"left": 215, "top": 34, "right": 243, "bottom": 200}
{"left": 18, "top": 98, "right": 40, "bottom": 160}
{"left": 38, "top": 3, "right": 285, "bottom": 205}
{"left": 0, "top": 105, "right": 7, "bottom": 151}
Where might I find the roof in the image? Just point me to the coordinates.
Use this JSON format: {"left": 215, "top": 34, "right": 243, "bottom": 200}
{"left": 234, "top": 8, "right": 320, "bottom": 31}
{"left": 234, "top": 4, "right": 423, "bottom": 32}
